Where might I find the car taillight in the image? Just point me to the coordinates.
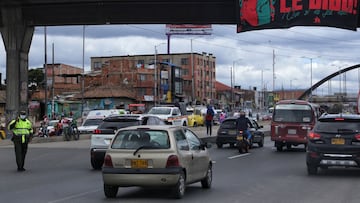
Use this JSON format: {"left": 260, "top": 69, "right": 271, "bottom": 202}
{"left": 166, "top": 155, "right": 180, "bottom": 167}
{"left": 103, "top": 155, "right": 113, "bottom": 168}
{"left": 355, "top": 134, "right": 360, "bottom": 141}
{"left": 93, "top": 129, "right": 101, "bottom": 134}
{"left": 308, "top": 132, "right": 321, "bottom": 140}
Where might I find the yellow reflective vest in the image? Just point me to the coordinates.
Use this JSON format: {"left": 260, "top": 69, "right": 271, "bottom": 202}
{"left": 8, "top": 118, "right": 33, "bottom": 135}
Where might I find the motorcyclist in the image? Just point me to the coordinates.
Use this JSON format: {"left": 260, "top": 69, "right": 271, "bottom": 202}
{"left": 236, "top": 110, "right": 252, "bottom": 145}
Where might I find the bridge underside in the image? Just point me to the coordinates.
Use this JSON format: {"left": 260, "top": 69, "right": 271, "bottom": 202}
{"left": 0, "top": 0, "right": 238, "bottom": 122}
{"left": 1, "top": 0, "right": 237, "bottom": 26}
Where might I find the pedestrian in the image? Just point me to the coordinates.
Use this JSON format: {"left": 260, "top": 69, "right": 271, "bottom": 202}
{"left": 219, "top": 111, "right": 226, "bottom": 123}
{"left": 205, "top": 105, "right": 215, "bottom": 136}
{"left": 8, "top": 110, "right": 34, "bottom": 172}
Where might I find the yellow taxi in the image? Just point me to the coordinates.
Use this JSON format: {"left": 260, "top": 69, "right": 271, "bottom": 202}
{"left": 187, "top": 107, "right": 205, "bottom": 127}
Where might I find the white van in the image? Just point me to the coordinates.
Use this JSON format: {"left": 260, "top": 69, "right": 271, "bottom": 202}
{"left": 86, "top": 109, "right": 127, "bottom": 120}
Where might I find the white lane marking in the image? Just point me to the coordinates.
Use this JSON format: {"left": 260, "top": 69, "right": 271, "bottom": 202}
{"left": 228, "top": 153, "right": 251, "bottom": 159}
{"left": 48, "top": 188, "right": 102, "bottom": 203}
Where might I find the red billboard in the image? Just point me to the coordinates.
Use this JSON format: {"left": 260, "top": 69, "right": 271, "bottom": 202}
{"left": 237, "top": 0, "right": 359, "bottom": 32}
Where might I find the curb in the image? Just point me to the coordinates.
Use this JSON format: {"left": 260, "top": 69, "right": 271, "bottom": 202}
{"left": 0, "top": 134, "right": 91, "bottom": 147}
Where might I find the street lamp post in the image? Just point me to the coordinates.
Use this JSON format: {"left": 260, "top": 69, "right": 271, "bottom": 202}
{"left": 232, "top": 59, "right": 242, "bottom": 109}
{"left": 302, "top": 56, "right": 320, "bottom": 100}
{"left": 261, "top": 69, "right": 270, "bottom": 110}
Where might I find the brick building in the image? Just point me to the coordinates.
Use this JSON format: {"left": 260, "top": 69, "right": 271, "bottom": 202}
{"left": 89, "top": 52, "right": 216, "bottom": 105}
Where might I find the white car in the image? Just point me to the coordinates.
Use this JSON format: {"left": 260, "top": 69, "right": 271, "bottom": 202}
{"left": 77, "top": 118, "right": 104, "bottom": 134}
{"left": 102, "top": 125, "right": 213, "bottom": 199}
{"left": 90, "top": 114, "right": 166, "bottom": 169}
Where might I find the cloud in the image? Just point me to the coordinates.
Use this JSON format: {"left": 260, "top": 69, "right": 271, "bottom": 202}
{"left": 1, "top": 24, "right": 360, "bottom": 95}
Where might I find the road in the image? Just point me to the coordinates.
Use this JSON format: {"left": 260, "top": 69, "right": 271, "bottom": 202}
{"left": 1, "top": 126, "right": 360, "bottom": 203}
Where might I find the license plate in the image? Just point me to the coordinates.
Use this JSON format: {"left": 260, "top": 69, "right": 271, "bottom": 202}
{"left": 229, "top": 130, "right": 237, "bottom": 134}
{"left": 288, "top": 129, "right": 296, "bottom": 134}
{"left": 131, "top": 159, "right": 148, "bottom": 168}
{"left": 331, "top": 138, "right": 345, "bottom": 145}
{"left": 236, "top": 136, "right": 243, "bottom": 141}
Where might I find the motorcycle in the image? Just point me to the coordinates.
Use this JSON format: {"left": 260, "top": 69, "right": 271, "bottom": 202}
{"left": 63, "top": 119, "right": 80, "bottom": 141}
{"left": 236, "top": 130, "right": 250, "bottom": 153}
{"left": 37, "top": 122, "right": 48, "bottom": 137}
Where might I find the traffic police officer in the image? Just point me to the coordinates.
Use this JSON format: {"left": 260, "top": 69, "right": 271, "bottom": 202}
{"left": 8, "top": 110, "right": 33, "bottom": 171}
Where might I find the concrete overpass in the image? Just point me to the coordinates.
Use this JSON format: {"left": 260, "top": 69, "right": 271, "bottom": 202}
{"left": 1, "top": 0, "right": 360, "bottom": 121}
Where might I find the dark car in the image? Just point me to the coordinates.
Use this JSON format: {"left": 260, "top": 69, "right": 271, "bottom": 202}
{"left": 216, "top": 117, "right": 264, "bottom": 148}
{"left": 306, "top": 113, "right": 360, "bottom": 175}
{"left": 90, "top": 114, "right": 166, "bottom": 169}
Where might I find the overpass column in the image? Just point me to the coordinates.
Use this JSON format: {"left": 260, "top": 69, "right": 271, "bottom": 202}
{"left": 1, "top": 6, "right": 34, "bottom": 122}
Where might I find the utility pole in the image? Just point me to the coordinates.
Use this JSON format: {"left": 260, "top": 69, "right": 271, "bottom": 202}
{"left": 191, "top": 39, "right": 195, "bottom": 103}
{"left": 230, "top": 66, "right": 233, "bottom": 109}
{"left": 51, "top": 43, "right": 55, "bottom": 118}
{"left": 154, "top": 46, "right": 157, "bottom": 106}
{"left": 81, "top": 25, "right": 85, "bottom": 120}
{"left": 44, "top": 26, "right": 48, "bottom": 118}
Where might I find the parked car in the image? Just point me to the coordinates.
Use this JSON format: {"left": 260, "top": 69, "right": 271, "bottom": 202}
{"left": 102, "top": 125, "right": 213, "bottom": 199}
{"left": 306, "top": 113, "right": 360, "bottom": 175}
{"left": 90, "top": 114, "right": 165, "bottom": 169}
{"left": 78, "top": 118, "right": 104, "bottom": 134}
{"left": 187, "top": 107, "right": 205, "bottom": 127}
{"left": 216, "top": 117, "right": 265, "bottom": 148}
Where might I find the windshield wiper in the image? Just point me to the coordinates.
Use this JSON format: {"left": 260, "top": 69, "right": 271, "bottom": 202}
{"left": 133, "top": 145, "right": 156, "bottom": 155}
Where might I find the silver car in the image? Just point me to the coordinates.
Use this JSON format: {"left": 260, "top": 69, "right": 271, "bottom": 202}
{"left": 102, "top": 125, "right": 213, "bottom": 199}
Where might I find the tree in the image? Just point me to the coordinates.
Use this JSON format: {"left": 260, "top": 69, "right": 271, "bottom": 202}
{"left": 28, "top": 68, "right": 44, "bottom": 90}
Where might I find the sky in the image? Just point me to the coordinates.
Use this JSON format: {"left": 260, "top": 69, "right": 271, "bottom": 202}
{"left": 1, "top": 24, "right": 360, "bottom": 96}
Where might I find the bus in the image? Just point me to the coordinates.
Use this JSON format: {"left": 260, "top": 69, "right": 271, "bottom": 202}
{"left": 270, "top": 100, "right": 320, "bottom": 151}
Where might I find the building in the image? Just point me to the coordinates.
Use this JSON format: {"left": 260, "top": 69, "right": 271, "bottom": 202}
{"left": 30, "top": 63, "right": 83, "bottom": 119}
{"left": 89, "top": 52, "right": 216, "bottom": 105}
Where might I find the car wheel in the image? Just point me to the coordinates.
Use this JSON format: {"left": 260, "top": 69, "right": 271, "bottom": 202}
{"left": 182, "top": 122, "right": 187, "bottom": 126}
{"left": 91, "top": 158, "right": 103, "bottom": 170}
{"left": 194, "top": 122, "right": 198, "bottom": 127}
{"left": 173, "top": 171, "right": 186, "bottom": 199}
{"left": 104, "top": 184, "right": 118, "bottom": 198}
{"left": 201, "top": 164, "right": 212, "bottom": 189}
{"left": 216, "top": 143, "right": 223, "bottom": 148}
{"left": 307, "top": 165, "right": 318, "bottom": 175}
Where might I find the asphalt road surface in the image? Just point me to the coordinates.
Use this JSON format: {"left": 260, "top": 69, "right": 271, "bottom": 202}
{"left": 1, "top": 134, "right": 360, "bottom": 203}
